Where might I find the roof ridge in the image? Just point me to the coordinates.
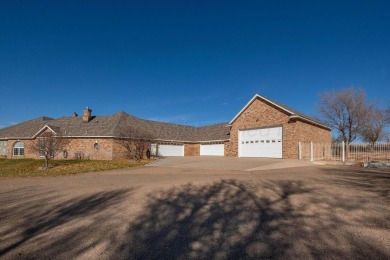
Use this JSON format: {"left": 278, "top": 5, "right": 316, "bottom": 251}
{"left": 142, "top": 118, "right": 195, "bottom": 128}
{"left": 112, "top": 111, "right": 131, "bottom": 135}
{"left": 196, "top": 122, "right": 229, "bottom": 129}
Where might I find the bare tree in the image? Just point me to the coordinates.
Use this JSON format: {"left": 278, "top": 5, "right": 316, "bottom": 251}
{"left": 115, "top": 126, "right": 156, "bottom": 160}
{"left": 360, "top": 109, "right": 388, "bottom": 144}
{"left": 318, "top": 88, "right": 371, "bottom": 144}
{"left": 28, "top": 132, "right": 70, "bottom": 169}
{"left": 386, "top": 102, "right": 390, "bottom": 124}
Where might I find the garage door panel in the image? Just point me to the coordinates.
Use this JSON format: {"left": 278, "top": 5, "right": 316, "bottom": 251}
{"left": 239, "top": 127, "right": 282, "bottom": 158}
{"left": 240, "top": 127, "right": 282, "bottom": 141}
{"left": 200, "top": 144, "right": 224, "bottom": 156}
{"left": 151, "top": 144, "right": 184, "bottom": 157}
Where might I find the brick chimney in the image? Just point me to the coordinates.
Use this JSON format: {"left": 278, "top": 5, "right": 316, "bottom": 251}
{"left": 83, "top": 107, "right": 92, "bottom": 122}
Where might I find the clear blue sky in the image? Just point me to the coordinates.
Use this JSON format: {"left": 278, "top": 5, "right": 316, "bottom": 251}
{"left": 1, "top": 1, "right": 389, "bottom": 128}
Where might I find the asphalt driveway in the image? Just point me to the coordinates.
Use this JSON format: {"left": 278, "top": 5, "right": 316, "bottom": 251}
{"left": 0, "top": 162, "right": 389, "bottom": 259}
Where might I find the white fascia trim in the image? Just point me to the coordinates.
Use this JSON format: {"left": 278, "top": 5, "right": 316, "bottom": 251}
{"left": 289, "top": 115, "right": 332, "bottom": 130}
{"left": 229, "top": 94, "right": 294, "bottom": 125}
{"left": 4, "top": 135, "right": 115, "bottom": 140}
{"left": 32, "top": 125, "right": 58, "bottom": 139}
{"left": 198, "top": 139, "right": 229, "bottom": 143}
{"left": 3, "top": 136, "right": 233, "bottom": 143}
{"left": 154, "top": 139, "right": 230, "bottom": 144}
{"left": 1, "top": 137, "right": 32, "bottom": 140}
{"left": 63, "top": 136, "right": 114, "bottom": 138}
{"left": 154, "top": 139, "right": 191, "bottom": 144}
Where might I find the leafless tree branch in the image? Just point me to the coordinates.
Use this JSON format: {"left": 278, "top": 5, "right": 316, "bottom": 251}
{"left": 360, "top": 108, "right": 388, "bottom": 144}
{"left": 27, "top": 132, "right": 70, "bottom": 169}
{"left": 115, "top": 126, "right": 156, "bottom": 160}
{"left": 318, "top": 88, "right": 371, "bottom": 144}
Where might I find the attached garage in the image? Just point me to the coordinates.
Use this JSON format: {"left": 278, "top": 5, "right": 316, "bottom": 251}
{"left": 200, "top": 142, "right": 224, "bottom": 156}
{"left": 238, "top": 126, "right": 283, "bottom": 158}
{"left": 152, "top": 143, "right": 184, "bottom": 157}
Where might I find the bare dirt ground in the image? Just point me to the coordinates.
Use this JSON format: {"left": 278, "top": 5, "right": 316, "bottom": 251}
{"left": 0, "top": 160, "right": 389, "bottom": 259}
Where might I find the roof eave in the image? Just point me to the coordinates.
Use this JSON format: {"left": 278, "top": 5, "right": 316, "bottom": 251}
{"left": 289, "top": 115, "right": 332, "bottom": 130}
{"left": 197, "top": 139, "right": 230, "bottom": 143}
{"left": 0, "top": 137, "right": 33, "bottom": 140}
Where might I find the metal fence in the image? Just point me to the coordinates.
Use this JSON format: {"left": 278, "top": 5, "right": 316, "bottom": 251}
{"left": 299, "top": 142, "right": 390, "bottom": 163}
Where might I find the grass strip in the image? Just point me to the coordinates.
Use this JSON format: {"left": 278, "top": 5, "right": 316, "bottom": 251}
{"left": 0, "top": 158, "right": 150, "bottom": 177}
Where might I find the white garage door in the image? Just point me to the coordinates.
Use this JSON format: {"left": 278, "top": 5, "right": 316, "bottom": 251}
{"left": 152, "top": 143, "right": 184, "bottom": 157}
{"left": 200, "top": 142, "right": 224, "bottom": 156}
{"left": 239, "top": 127, "right": 282, "bottom": 158}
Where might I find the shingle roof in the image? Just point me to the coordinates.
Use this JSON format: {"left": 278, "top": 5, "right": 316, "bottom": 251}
{"left": 0, "top": 112, "right": 230, "bottom": 142}
{"left": 195, "top": 123, "right": 230, "bottom": 141}
{"left": 115, "top": 113, "right": 230, "bottom": 142}
{"left": 0, "top": 117, "right": 54, "bottom": 139}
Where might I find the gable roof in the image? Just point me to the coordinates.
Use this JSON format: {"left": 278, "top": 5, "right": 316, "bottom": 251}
{"left": 0, "top": 112, "right": 230, "bottom": 142}
{"left": 32, "top": 124, "right": 65, "bottom": 138}
{"left": 0, "top": 117, "right": 54, "bottom": 139}
{"left": 229, "top": 94, "right": 331, "bottom": 130}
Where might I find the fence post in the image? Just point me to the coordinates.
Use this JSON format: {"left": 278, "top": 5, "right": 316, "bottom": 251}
{"left": 298, "top": 142, "right": 302, "bottom": 160}
{"left": 310, "top": 142, "right": 314, "bottom": 162}
{"left": 342, "top": 141, "right": 345, "bottom": 162}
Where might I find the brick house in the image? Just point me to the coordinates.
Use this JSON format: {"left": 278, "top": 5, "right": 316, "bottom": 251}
{"left": 0, "top": 94, "right": 331, "bottom": 160}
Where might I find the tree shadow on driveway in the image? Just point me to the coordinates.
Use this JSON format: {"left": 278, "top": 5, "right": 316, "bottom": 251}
{"left": 318, "top": 167, "right": 390, "bottom": 198}
{"left": 0, "top": 187, "right": 135, "bottom": 259}
{"left": 117, "top": 177, "right": 389, "bottom": 259}
{"left": 1, "top": 167, "right": 389, "bottom": 259}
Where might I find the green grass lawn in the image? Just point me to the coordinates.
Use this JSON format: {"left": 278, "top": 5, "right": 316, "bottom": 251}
{"left": 0, "top": 158, "right": 150, "bottom": 177}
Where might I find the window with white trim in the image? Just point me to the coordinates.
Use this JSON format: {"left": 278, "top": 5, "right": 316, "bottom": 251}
{"left": 13, "top": 142, "right": 24, "bottom": 156}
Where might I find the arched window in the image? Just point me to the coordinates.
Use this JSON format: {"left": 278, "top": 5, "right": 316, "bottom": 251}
{"left": 13, "top": 142, "right": 24, "bottom": 156}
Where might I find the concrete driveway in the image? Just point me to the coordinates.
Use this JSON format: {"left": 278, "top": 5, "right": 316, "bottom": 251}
{"left": 150, "top": 156, "right": 314, "bottom": 171}
{"left": 1, "top": 164, "right": 389, "bottom": 259}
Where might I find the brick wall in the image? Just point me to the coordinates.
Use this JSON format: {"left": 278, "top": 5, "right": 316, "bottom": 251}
{"left": 225, "top": 98, "right": 331, "bottom": 159}
{"left": 6, "top": 138, "right": 116, "bottom": 160}
{"left": 184, "top": 143, "right": 200, "bottom": 156}
{"left": 7, "top": 139, "right": 36, "bottom": 159}
{"left": 296, "top": 121, "right": 332, "bottom": 143}
{"left": 66, "top": 138, "right": 114, "bottom": 160}
{"left": 0, "top": 141, "right": 7, "bottom": 156}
